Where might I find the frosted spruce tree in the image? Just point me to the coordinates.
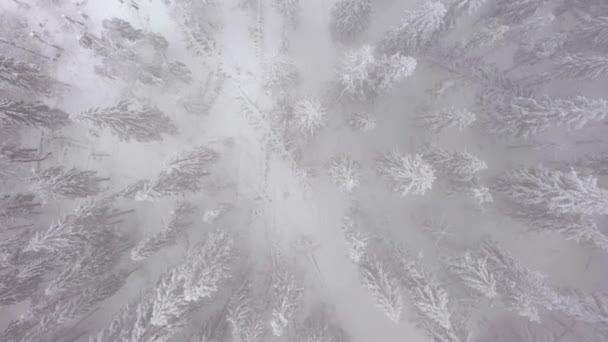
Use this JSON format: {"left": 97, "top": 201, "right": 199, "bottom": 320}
{"left": 131, "top": 202, "right": 195, "bottom": 262}
{"left": 442, "top": 250, "right": 498, "bottom": 299}
{"left": 423, "top": 146, "right": 488, "bottom": 184}
{"left": 262, "top": 53, "right": 301, "bottom": 96}
{"left": 348, "top": 112, "right": 377, "bottom": 132}
{"left": 330, "top": 0, "right": 372, "bottom": 42}
{"left": 269, "top": 252, "right": 304, "bottom": 337}
{"left": 291, "top": 98, "right": 327, "bottom": 139}
{"left": 29, "top": 166, "right": 109, "bottom": 203}
{"left": 0, "top": 100, "right": 70, "bottom": 130}
{"left": 274, "top": 0, "right": 300, "bottom": 29}
{"left": 327, "top": 154, "right": 362, "bottom": 193}
{"left": 378, "top": 1, "right": 447, "bottom": 55}
{"left": 227, "top": 279, "right": 267, "bottom": 342}
{"left": 73, "top": 100, "right": 177, "bottom": 143}
{"left": 495, "top": 166, "right": 608, "bottom": 216}
{"left": 124, "top": 145, "right": 219, "bottom": 201}
{"left": 90, "top": 230, "right": 234, "bottom": 342}
{"left": 24, "top": 200, "right": 130, "bottom": 257}
{"left": 359, "top": 255, "right": 404, "bottom": 323}
{"left": 377, "top": 150, "right": 435, "bottom": 196}
{"left": 295, "top": 304, "right": 347, "bottom": 342}
{"left": 480, "top": 94, "right": 608, "bottom": 139}
{"left": 415, "top": 107, "right": 476, "bottom": 135}
{"left": 0, "top": 56, "right": 64, "bottom": 95}
{"left": 337, "top": 44, "right": 417, "bottom": 100}
{"left": 389, "top": 241, "right": 468, "bottom": 341}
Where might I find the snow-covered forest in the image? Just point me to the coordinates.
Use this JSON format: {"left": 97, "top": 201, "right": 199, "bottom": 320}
{"left": 1, "top": 0, "right": 608, "bottom": 341}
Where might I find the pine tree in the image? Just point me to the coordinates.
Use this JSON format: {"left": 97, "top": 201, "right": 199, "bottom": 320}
{"left": 377, "top": 150, "right": 435, "bottom": 196}
{"left": 480, "top": 94, "right": 608, "bottom": 139}
{"left": 478, "top": 238, "right": 559, "bottom": 322}
{"left": 0, "top": 257, "right": 54, "bottom": 306}
{"left": 73, "top": 100, "right": 178, "bottom": 143}
{"left": 24, "top": 200, "right": 129, "bottom": 257}
{"left": 29, "top": 166, "right": 109, "bottom": 203}
{"left": 495, "top": 166, "right": 608, "bottom": 216}
{"left": 0, "top": 193, "right": 40, "bottom": 223}
{"left": 329, "top": 0, "right": 372, "bottom": 42}
{"left": 390, "top": 244, "right": 459, "bottom": 340}
{"left": 227, "top": 279, "right": 267, "bottom": 342}
{"left": 415, "top": 107, "right": 476, "bottom": 134}
{"left": 292, "top": 99, "right": 326, "bottom": 139}
{"left": 341, "top": 205, "right": 369, "bottom": 264}
{"left": 262, "top": 53, "right": 301, "bottom": 96}
{"left": 423, "top": 146, "right": 487, "bottom": 183}
{"left": 505, "top": 204, "right": 608, "bottom": 253}
{"left": 327, "top": 154, "right": 362, "bottom": 193}
{"left": 131, "top": 202, "right": 195, "bottom": 262}
{"left": 0, "top": 56, "right": 64, "bottom": 95}
{"left": 359, "top": 255, "right": 403, "bottom": 323}
{"left": 348, "top": 112, "right": 377, "bottom": 132}
{"left": 274, "top": 0, "right": 300, "bottom": 29}
{"left": 90, "top": 230, "right": 234, "bottom": 342}
{"left": 548, "top": 53, "right": 608, "bottom": 81}
{"left": 484, "top": 0, "right": 549, "bottom": 26}
{"left": 378, "top": 1, "right": 447, "bottom": 55}
{"left": 0, "top": 100, "right": 70, "bottom": 129}
{"left": 572, "top": 14, "right": 608, "bottom": 50}
{"left": 295, "top": 304, "right": 348, "bottom": 342}
{"left": 337, "top": 45, "right": 416, "bottom": 100}
{"left": 163, "top": 146, "right": 219, "bottom": 177}
{"left": 442, "top": 251, "right": 498, "bottom": 299}
{"left": 269, "top": 253, "right": 303, "bottom": 337}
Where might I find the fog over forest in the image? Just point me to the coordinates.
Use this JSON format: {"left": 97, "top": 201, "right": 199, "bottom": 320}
{"left": 2, "top": 0, "right": 608, "bottom": 341}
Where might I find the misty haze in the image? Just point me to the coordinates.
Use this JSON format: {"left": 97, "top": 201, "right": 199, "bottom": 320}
{"left": 1, "top": 0, "right": 608, "bottom": 341}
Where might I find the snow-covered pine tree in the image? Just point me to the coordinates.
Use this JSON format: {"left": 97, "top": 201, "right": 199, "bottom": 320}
{"left": 442, "top": 250, "right": 498, "bottom": 299}
{"left": 359, "top": 255, "right": 404, "bottom": 323}
{"left": 327, "top": 154, "right": 362, "bottom": 193}
{"left": 29, "top": 166, "right": 109, "bottom": 203}
{"left": 495, "top": 166, "right": 608, "bottom": 216}
{"left": 269, "top": 252, "right": 303, "bottom": 337}
{"left": 274, "top": 0, "right": 300, "bottom": 29}
{"left": 378, "top": 1, "right": 447, "bottom": 55}
{"left": 505, "top": 204, "right": 608, "bottom": 253}
{"left": 0, "top": 193, "right": 40, "bottom": 223}
{"left": 262, "top": 53, "right": 301, "bottom": 96}
{"left": 0, "top": 257, "right": 55, "bottom": 306}
{"left": 483, "top": 0, "right": 550, "bottom": 26}
{"left": 423, "top": 146, "right": 487, "bottom": 183}
{"left": 443, "top": 0, "right": 488, "bottom": 31}
{"left": 543, "top": 53, "right": 608, "bottom": 82}
{"left": 227, "top": 279, "right": 267, "bottom": 342}
{"left": 90, "top": 230, "right": 234, "bottom": 342}
{"left": 73, "top": 100, "right": 177, "bottom": 143}
{"left": 348, "top": 112, "right": 377, "bottom": 132}
{"left": 131, "top": 202, "right": 195, "bottom": 262}
{"left": 389, "top": 242, "right": 463, "bottom": 341}
{"left": 377, "top": 149, "right": 435, "bottom": 196}
{"left": 295, "top": 304, "right": 348, "bottom": 342}
{"left": 337, "top": 45, "right": 417, "bottom": 100}
{"left": 0, "top": 100, "right": 70, "bottom": 129}
{"left": 292, "top": 98, "right": 326, "bottom": 139}
{"left": 571, "top": 14, "right": 608, "bottom": 50}
{"left": 415, "top": 107, "right": 476, "bottom": 135}
{"left": 341, "top": 205, "right": 369, "bottom": 264}
{"left": 330, "top": 0, "right": 372, "bottom": 42}
{"left": 0, "top": 56, "right": 64, "bottom": 95}
{"left": 480, "top": 94, "right": 608, "bottom": 139}
{"left": 163, "top": 145, "right": 219, "bottom": 177}
{"left": 24, "top": 200, "right": 129, "bottom": 257}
